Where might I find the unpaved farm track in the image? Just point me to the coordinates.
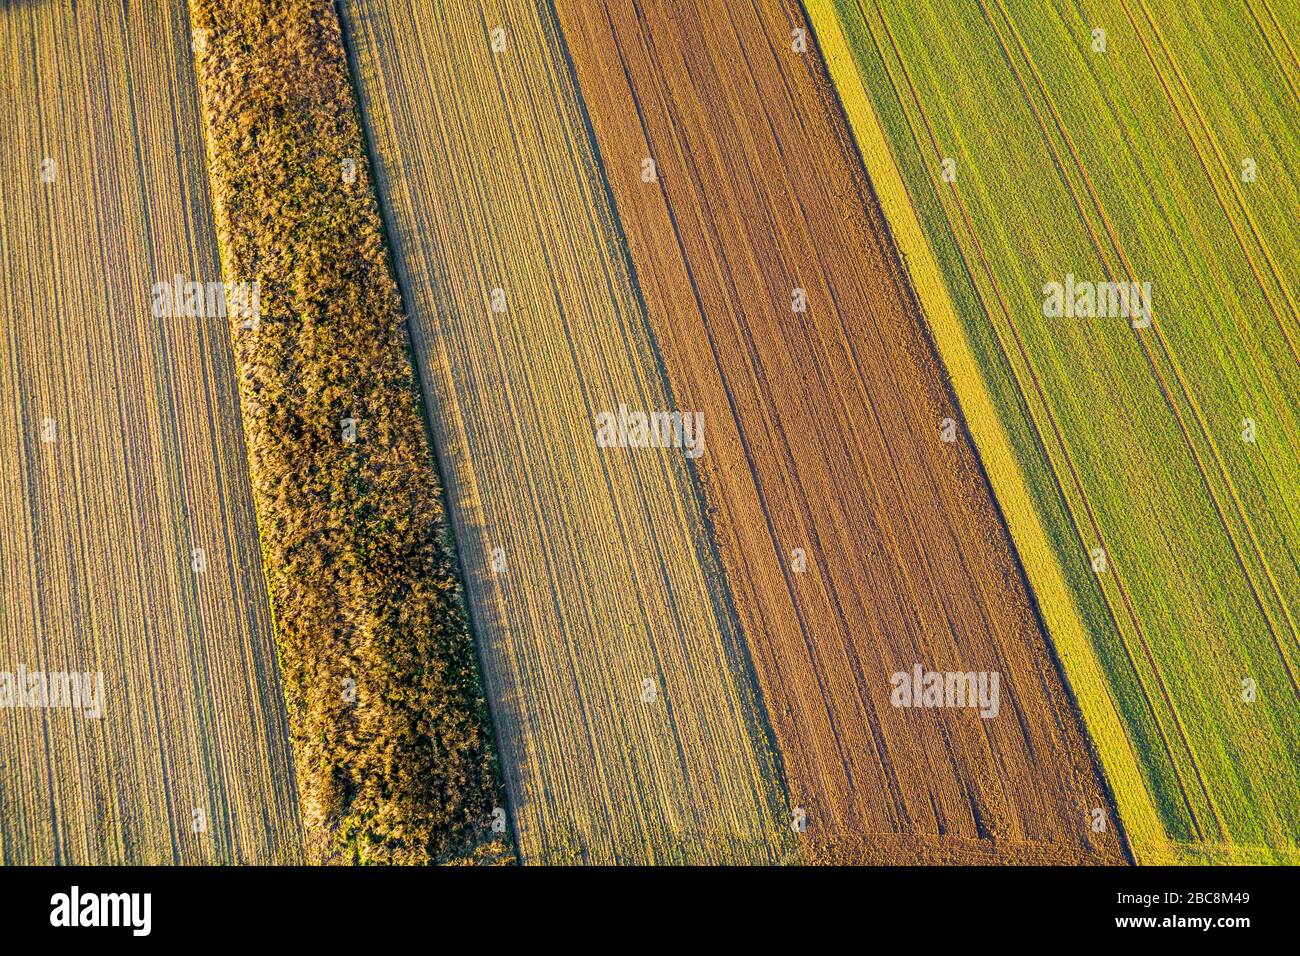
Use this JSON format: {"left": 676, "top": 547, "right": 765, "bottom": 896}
{"left": 0, "top": 0, "right": 301, "bottom": 863}
{"left": 343, "top": 0, "right": 789, "bottom": 863}
{"left": 553, "top": 0, "right": 1126, "bottom": 863}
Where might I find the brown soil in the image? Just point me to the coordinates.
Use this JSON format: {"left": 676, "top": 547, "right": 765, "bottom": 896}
{"left": 553, "top": 0, "right": 1126, "bottom": 863}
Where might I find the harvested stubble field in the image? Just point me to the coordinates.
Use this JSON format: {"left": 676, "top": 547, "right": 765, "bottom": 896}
{"left": 342, "top": 0, "right": 789, "bottom": 863}
{"left": 0, "top": 0, "right": 301, "bottom": 863}
{"left": 818, "top": 0, "right": 1300, "bottom": 863}
{"left": 553, "top": 0, "right": 1125, "bottom": 864}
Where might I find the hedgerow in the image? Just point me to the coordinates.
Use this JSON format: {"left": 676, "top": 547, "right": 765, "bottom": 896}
{"left": 189, "top": 0, "right": 509, "bottom": 864}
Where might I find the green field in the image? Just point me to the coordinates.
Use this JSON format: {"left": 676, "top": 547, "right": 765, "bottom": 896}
{"left": 820, "top": 0, "right": 1300, "bottom": 862}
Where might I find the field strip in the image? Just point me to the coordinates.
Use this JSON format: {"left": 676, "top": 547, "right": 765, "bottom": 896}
{"left": 844, "top": 0, "right": 1256, "bottom": 858}
{"left": 976, "top": 0, "right": 1241, "bottom": 842}
{"left": 821, "top": 0, "right": 1187, "bottom": 850}
{"left": 836, "top": 0, "right": 1281, "bottom": 861}
{"left": 188, "top": 0, "right": 510, "bottom": 864}
{"left": 805, "top": 0, "right": 1164, "bottom": 861}
{"left": 824, "top": 0, "right": 1300, "bottom": 861}
{"left": 954, "top": 17, "right": 1226, "bottom": 844}
{"left": 996, "top": 0, "right": 1300, "bottom": 846}
{"left": 555, "top": 0, "right": 1127, "bottom": 863}
{"left": 341, "top": 0, "right": 788, "bottom": 864}
{"left": 0, "top": 0, "right": 301, "bottom": 863}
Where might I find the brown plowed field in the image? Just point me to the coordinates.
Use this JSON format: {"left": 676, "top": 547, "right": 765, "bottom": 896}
{"left": 553, "top": 0, "right": 1125, "bottom": 863}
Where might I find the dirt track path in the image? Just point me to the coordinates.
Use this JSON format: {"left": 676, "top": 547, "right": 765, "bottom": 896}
{"left": 553, "top": 0, "right": 1125, "bottom": 863}
{"left": 0, "top": 0, "right": 301, "bottom": 863}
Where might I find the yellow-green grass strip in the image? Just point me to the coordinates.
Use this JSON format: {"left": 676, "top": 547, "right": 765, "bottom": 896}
{"left": 188, "top": 0, "right": 510, "bottom": 864}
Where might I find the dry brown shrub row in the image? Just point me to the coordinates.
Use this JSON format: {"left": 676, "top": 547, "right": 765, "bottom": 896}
{"left": 189, "top": 0, "right": 508, "bottom": 864}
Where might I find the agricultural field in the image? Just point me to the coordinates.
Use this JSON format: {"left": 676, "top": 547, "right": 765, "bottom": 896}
{"left": 813, "top": 0, "right": 1300, "bottom": 863}
{"left": 1, "top": 0, "right": 1291, "bottom": 874}
{"left": 0, "top": 0, "right": 301, "bottom": 863}
{"left": 341, "top": 0, "right": 789, "bottom": 863}
{"left": 554, "top": 0, "right": 1124, "bottom": 864}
